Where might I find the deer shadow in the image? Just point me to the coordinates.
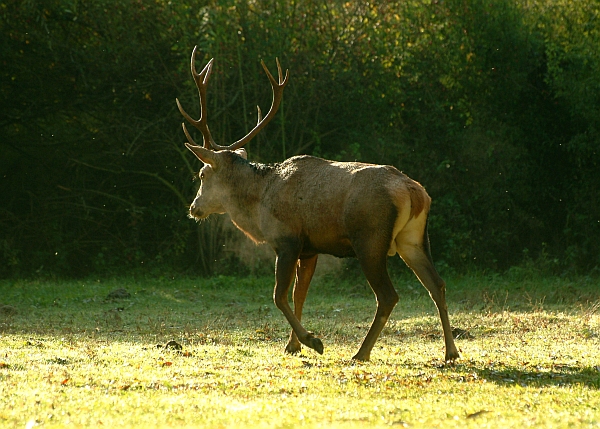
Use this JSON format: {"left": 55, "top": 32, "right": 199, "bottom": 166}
{"left": 442, "top": 361, "right": 600, "bottom": 390}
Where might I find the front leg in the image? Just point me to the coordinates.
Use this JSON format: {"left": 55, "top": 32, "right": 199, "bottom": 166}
{"left": 273, "top": 246, "right": 323, "bottom": 355}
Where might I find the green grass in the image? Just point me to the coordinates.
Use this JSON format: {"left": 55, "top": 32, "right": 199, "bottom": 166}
{"left": 0, "top": 273, "right": 599, "bottom": 428}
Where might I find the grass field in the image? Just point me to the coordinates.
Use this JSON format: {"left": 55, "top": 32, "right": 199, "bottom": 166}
{"left": 0, "top": 272, "right": 599, "bottom": 428}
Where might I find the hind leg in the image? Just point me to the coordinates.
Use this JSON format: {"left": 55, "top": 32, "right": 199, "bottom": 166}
{"left": 352, "top": 238, "right": 399, "bottom": 361}
{"left": 285, "top": 255, "right": 318, "bottom": 354}
{"left": 397, "top": 222, "right": 459, "bottom": 362}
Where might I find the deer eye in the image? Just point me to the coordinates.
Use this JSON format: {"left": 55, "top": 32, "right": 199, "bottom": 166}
{"left": 199, "top": 172, "right": 205, "bottom": 180}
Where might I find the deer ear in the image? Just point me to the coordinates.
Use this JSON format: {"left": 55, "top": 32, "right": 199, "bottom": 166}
{"left": 185, "top": 143, "right": 217, "bottom": 167}
{"left": 233, "top": 148, "right": 247, "bottom": 160}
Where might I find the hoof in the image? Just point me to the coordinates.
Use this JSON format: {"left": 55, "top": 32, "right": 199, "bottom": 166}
{"left": 285, "top": 341, "right": 302, "bottom": 355}
{"left": 351, "top": 353, "right": 370, "bottom": 362}
{"left": 445, "top": 350, "right": 460, "bottom": 363}
{"left": 310, "top": 337, "right": 324, "bottom": 355}
{"left": 302, "top": 333, "right": 324, "bottom": 355}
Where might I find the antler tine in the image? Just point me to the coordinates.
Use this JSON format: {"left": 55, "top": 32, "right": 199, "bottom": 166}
{"left": 275, "top": 58, "right": 285, "bottom": 85}
{"left": 181, "top": 122, "right": 200, "bottom": 147}
{"left": 209, "top": 58, "right": 289, "bottom": 151}
{"left": 176, "top": 46, "right": 215, "bottom": 149}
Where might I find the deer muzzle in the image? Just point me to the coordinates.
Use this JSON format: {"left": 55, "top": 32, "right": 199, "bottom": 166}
{"left": 188, "top": 202, "right": 205, "bottom": 220}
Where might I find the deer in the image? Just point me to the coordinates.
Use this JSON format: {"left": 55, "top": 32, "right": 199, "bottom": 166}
{"left": 176, "top": 46, "right": 460, "bottom": 362}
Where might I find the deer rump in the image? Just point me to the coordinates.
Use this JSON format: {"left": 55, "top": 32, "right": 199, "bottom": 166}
{"left": 247, "top": 154, "right": 429, "bottom": 261}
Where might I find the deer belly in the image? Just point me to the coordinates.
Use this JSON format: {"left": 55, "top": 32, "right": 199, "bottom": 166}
{"left": 304, "top": 235, "right": 355, "bottom": 258}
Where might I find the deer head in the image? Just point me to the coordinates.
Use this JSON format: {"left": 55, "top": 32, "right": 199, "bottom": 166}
{"left": 176, "top": 46, "right": 288, "bottom": 220}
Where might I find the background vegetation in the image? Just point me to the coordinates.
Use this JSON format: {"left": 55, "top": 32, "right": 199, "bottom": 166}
{"left": 1, "top": 0, "right": 599, "bottom": 278}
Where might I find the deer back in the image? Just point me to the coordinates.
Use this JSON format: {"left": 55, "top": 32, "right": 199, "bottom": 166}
{"left": 254, "top": 155, "right": 429, "bottom": 257}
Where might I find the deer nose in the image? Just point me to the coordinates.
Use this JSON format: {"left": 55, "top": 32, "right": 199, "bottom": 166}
{"left": 189, "top": 202, "right": 202, "bottom": 219}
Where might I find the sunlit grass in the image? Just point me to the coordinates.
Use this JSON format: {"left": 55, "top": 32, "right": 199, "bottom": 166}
{"left": 0, "top": 274, "right": 599, "bottom": 428}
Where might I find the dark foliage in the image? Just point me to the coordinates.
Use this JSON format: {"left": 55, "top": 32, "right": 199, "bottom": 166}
{"left": 1, "top": 0, "right": 598, "bottom": 278}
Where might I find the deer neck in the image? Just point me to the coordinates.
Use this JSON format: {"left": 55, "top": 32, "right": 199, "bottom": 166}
{"left": 222, "top": 159, "right": 273, "bottom": 244}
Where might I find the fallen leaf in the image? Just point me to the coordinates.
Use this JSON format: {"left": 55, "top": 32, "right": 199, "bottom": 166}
{"left": 105, "top": 288, "right": 131, "bottom": 301}
{"left": 165, "top": 340, "right": 182, "bottom": 350}
{"left": 467, "top": 410, "right": 490, "bottom": 419}
{"left": 452, "top": 327, "right": 474, "bottom": 339}
{"left": 0, "top": 305, "right": 17, "bottom": 316}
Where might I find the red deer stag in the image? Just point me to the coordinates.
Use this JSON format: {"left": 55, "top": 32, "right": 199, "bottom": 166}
{"left": 177, "top": 46, "right": 459, "bottom": 362}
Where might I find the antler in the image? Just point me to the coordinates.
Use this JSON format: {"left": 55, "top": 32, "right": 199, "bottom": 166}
{"left": 177, "top": 46, "right": 289, "bottom": 152}
{"left": 176, "top": 46, "right": 215, "bottom": 149}
{"left": 212, "top": 58, "right": 289, "bottom": 151}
